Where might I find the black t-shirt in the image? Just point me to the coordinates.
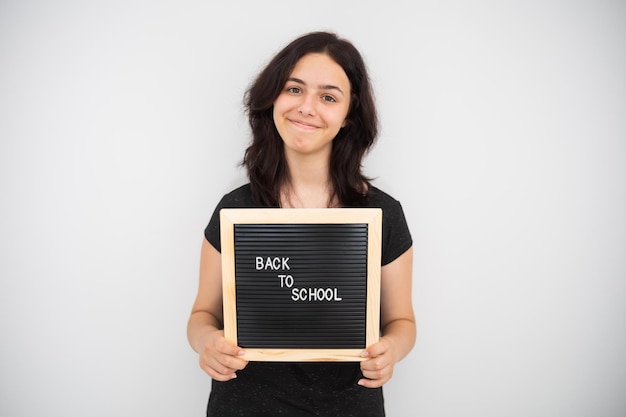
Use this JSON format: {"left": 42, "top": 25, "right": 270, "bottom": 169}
{"left": 205, "top": 183, "right": 412, "bottom": 265}
{"left": 202, "top": 183, "right": 412, "bottom": 417}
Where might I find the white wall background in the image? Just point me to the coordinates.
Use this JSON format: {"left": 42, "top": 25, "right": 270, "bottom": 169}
{"left": 1, "top": 1, "right": 625, "bottom": 416}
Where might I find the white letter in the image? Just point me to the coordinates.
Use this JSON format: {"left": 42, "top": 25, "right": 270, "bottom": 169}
{"left": 281, "top": 257, "right": 290, "bottom": 270}
{"left": 284, "top": 275, "right": 294, "bottom": 288}
{"left": 273, "top": 257, "right": 282, "bottom": 270}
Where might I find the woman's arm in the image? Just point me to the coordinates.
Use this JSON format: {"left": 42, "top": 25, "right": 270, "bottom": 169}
{"left": 359, "top": 247, "right": 416, "bottom": 388}
{"left": 187, "top": 239, "right": 248, "bottom": 381}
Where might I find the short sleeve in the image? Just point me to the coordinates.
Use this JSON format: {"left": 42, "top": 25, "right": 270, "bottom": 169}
{"left": 204, "top": 202, "right": 223, "bottom": 252}
{"left": 366, "top": 187, "right": 412, "bottom": 265}
{"left": 381, "top": 199, "right": 412, "bottom": 265}
{"left": 204, "top": 184, "right": 257, "bottom": 252}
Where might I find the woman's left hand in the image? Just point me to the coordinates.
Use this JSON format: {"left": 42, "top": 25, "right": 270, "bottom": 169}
{"left": 358, "top": 337, "right": 396, "bottom": 388}
{"left": 359, "top": 248, "right": 416, "bottom": 389}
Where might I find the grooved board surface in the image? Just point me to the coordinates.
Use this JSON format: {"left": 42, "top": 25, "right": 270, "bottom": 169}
{"left": 234, "top": 223, "right": 368, "bottom": 348}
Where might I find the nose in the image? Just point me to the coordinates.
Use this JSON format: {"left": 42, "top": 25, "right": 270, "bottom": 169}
{"left": 298, "top": 93, "right": 316, "bottom": 116}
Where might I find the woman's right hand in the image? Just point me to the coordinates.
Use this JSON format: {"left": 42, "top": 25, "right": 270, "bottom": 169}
{"left": 199, "top": 329, "right": 248, "bottom": 381}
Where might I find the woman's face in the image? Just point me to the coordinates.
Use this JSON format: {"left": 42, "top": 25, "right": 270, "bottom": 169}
{"left": 273, "top": 53, "right": 351, "bottom": 160}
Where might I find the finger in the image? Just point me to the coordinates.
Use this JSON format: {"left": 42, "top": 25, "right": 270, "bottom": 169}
{"left": 358, "top": 365, "right": 392, "bottom": 388}
{"left": 208, "top": 337, "right": 248, "bottom": 370}
{"left": 216, "top": 337, "right": 246, "bottom": 357}
{"left": 360, "top": 355, "right": 388, "bottom": 377}
{"left": 359, "top": 351, "right": 394, "bottom": 388}
{"left": 200, "top": 351, "right": 247, "bottom": 380}
{"left": 203, "top": 352, "right": 249, "bottom": 380}
{"left": 204, "top": 365, "right": 237, "bottom": 381}
{"left": 358, "top": 377, "right": 379, "bottom": 388}
{"left": 358, "top": 375, "right": 387, "bottom": 389}
{"left": 205, "top": 350, "right": 248, "bottom": 374}
{"left": 199, "top": 353, "right": 237, "bottom": 381}
{"left": 360, "top": 343, "right": 392, "bottom": 374}
{"left": 220, "top": 351, "right": 249, "bottom": 372}
{"left": 361, "top": 338, "right": 389, "bottom": 358}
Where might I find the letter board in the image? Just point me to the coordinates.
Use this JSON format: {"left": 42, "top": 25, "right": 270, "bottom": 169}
{"left": 220, "top": 208, "right": 382, "bottom": 362}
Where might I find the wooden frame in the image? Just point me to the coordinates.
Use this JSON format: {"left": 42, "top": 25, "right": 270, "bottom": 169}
{"left": 220, "top": 208, "right": 382, "bottom": 362}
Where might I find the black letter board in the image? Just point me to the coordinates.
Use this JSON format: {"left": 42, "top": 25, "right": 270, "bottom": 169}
{"left": 220, "top": 208, "right": 382, "bottom": 362}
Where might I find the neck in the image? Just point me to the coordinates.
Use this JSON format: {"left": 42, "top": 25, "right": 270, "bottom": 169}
{"left": 282, "top": 152, "right": 334, "bottom": 208}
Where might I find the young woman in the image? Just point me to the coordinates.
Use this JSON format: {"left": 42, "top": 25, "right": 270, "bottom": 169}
{"left": 187, "top": 31, "right": 415, "bottom": 416}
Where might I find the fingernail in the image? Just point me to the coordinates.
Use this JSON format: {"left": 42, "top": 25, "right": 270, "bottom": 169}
{"left": 237, "top": 350, "right": 246, "bottom": 356}
{"left": 230, "top": 373, "right": 237, "bottom": 379}
{"left": 360, "top": 351, "right": 370, "bottom": 358}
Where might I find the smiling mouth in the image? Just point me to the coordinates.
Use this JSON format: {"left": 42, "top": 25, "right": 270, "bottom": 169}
{"left": 290, "top": 119, "right": 318, "bottom": 130}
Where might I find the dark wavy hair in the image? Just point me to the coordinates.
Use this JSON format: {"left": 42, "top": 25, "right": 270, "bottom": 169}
{"left": 242, "top": 31, "right": 379, "bottom": 207}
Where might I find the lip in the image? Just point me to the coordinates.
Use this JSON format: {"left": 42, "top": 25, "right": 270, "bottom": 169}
{"left": 289, "top": 118, "right": 319, "bottom": 130}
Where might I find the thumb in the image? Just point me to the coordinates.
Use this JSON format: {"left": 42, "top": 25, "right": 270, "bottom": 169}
{"left": 361, "top": 338, "right": 389, "bottom": 358}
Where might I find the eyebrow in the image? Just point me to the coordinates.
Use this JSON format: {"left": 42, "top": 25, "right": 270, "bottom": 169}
{"left": 287, "top": 77, "right": 345, "bottom": 97}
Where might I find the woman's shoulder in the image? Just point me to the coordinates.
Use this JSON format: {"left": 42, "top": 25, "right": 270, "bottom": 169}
{"left": 217, "top": 183, "right": 254, "bottom": 207}
{"left": 367, "top": 185, "right": 409, "bottom": 228}
{"left": 367, "top": 185, "right": 403, "bottom": 208}
{"left": 367, "top": 185, "right": 412, "bottom": 265}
